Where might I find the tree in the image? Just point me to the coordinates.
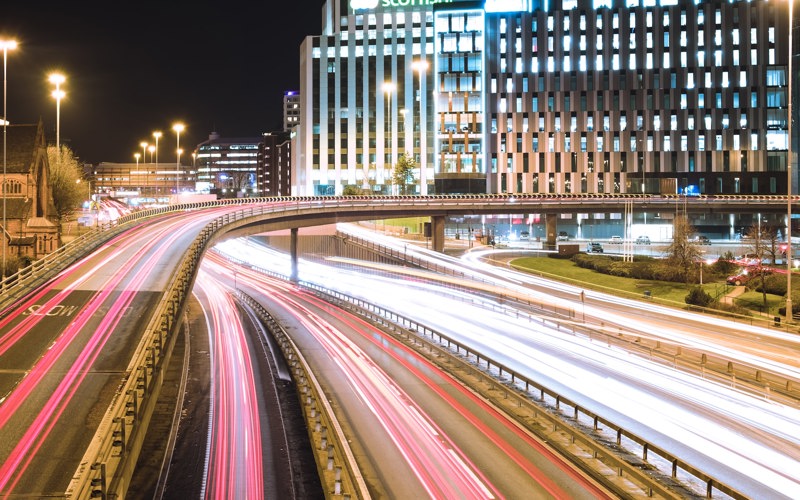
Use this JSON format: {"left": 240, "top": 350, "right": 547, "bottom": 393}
{"left": 391, "top": 153, "right": 416, "bottom": 195}
{"left": 744, "top": 221, "right": 779, "bottom": 307}
{"left": 664, "top": 215, "right": 704, "bottom": 282}
{"left": 47, "top": 146, "right": 90, "bottom": 223}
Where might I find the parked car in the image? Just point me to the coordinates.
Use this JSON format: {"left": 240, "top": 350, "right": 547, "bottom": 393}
{"left": 609, "top": 235, "right": 622, "bottom": 244}
{"left": 587, "top": 242, "right": 604, "bottom": 253}
{"left": 635, "top": 235, "right": 651, "bottom": 245}
{"left": 695, "top": 235, "right": 711, "bottom": 245}
{"left": 557, "top": 231, "right": 569, "bottom": 241}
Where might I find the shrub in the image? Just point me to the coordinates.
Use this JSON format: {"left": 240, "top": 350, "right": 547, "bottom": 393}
{"left": 685, "top": 286, "right": 713, "bottom": 307}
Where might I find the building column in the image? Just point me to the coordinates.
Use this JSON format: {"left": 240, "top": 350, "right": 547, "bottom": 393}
{"left": 431, "top": 215, "right": 445, "bottom": 253}
{"left": 545, "top": 214, "right": 557, "bottom": 250}
{"left": 290, "top": 227, "right": 298, "bottom": 282}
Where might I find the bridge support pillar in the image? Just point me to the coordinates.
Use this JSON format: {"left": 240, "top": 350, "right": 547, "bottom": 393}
{"left": 431, "top": 216, "right": 445, "bottom": 253}
{"left": 290, "top": 228, "right": 298, "bottom": 282}
{"left": 545, "top": 214, "right": 557, "bottom": 250}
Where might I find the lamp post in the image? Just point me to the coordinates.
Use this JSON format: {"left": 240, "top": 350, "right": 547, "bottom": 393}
{"left": 1, "top": 39, "right": 17, "bottom": 280}
{"left": 134, "top": 152, "right": 140, "bottom": 167}
{"left": 152, "top": 131, "right": 161, "bottom": 197}
{"left": 148, "top": 144, "right": 155, "bottom": 163}
{"left": 411, "top": 59, "right": 428, "bottom": 195}
{"left": 48, "top": 73, "right": 65, "bottom": 155}
{"left": 788, "top": 0, "right": 794, "bottom": 321}
{"left": 172, "top": 123, "right": 184, "bottom": 194}
{"left": 382, "top": 82, "right": 395, "bottom": 192}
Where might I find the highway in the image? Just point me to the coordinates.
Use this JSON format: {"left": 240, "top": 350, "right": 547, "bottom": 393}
{"left": 214, "top": 231, "right": 800, "bottom": 499}
{"left": 204, "top": 250, "right": 612, "bottom": 499}
{"left": 0, "top": 194, "right": 797, "bottom": 498}
{"left": 0, "top": 206, "right": 236, "bottom": 497}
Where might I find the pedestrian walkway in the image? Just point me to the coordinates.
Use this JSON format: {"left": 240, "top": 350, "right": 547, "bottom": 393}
{"left": 720, "top": 285, "right": 747, "bottom": 305}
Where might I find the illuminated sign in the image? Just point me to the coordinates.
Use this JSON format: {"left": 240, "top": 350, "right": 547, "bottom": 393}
{"left": 351, "top": 0, "right": 379, "bottom": 9}
{"left": 350, "top": 0, "right": 453, "bottom": 11}
{"left": 485, "top": 0, "right": 532, "bottom": 12}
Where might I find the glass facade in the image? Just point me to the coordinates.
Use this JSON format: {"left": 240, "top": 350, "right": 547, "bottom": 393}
{"left": 297, "top": 0, "right": 794, "bottom": 197}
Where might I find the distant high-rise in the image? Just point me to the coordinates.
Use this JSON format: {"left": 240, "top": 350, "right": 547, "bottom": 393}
{"left": 195, "top": 132, "right": 262, "bottom": 198}
{"left": 284, "top": 91, "right": 301, "bottom": 132}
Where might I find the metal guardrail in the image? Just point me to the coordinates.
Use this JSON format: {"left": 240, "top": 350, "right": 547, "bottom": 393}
{"left": 238, "top": 291, "right": 370, "bottom": 500}
{"left": 297, "top": 281, "right": 748, "bottom": 500}
{"left": 0, "top": 193, "right": 788, "bottom": 498}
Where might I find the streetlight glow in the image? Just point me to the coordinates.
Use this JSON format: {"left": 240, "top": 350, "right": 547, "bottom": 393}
{"left": 412, "top": 59, "right": 429, "bottom": 195}
{"left": 172, "top": 123, "right": 184, "bottom": 194}
{"left": 48, "top": 73, "right": 66, "bottom": 154}
{"left": 382, "top": 82, "right": 395, "bottom": 190}
{"left": 788, "top": 0, "right": 794, "bottom": 321}
{"left": 1, "top": 39, "right": 17, "bottom": 281}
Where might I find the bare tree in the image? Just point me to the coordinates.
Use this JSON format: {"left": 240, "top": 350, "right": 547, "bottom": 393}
{"left": 744, "top": 222, "right": 778, "bottom": 307}
{"left": 664, "top": 215, "right": 704, "bottom": 281}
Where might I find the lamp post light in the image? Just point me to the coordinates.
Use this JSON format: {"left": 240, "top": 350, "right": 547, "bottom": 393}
{"left": 411, "top": 59, "right": 429, "bottom": 195}
{"left": 788, "top": 0, "right": 794, "bottom": 321}
{"left": 382, "top": 82, "right": 395, "bottom": 192}
{"left": 134, "top": 152, "right": 140, "bottom": 167}
{"left": 148, "top": 144, "right": 155, "bottom": 163}
{"left": 48, "top": 73, "right": 65, "bottom": 155}
{"left": 172, "top": 123, "right": 184, "bottom": 194}
{"left": 152, "top": 131, "right": 161, "bottom": 198}
{"left": 1, "top": 39, "right": 17, "bottom": 280}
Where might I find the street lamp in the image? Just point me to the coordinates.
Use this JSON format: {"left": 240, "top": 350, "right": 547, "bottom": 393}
{"left": 411, "top": 59, "right": 429, "bottom": 195}
{"left": 152, "top": 130, "right": 161, "bottom": 170}
{"left": 1, "top": 39, "right": 17, "bottom": 280}
{"left": 152, "top": 131, "right": 161, "bottom": 198}
{"left": 148, "top": 144, "right": 155, "bottom": 163}
{"left": 382, "top": 82, "right": 395, "bottom": 191}
{"left": 134, "top": 152, "right": 140, "bottom": 166}
{"left": 788, "top": 0, "right": 794, "bottom": 321}
{"left": 172, "top": 122, "right": 184, "bottom": 194}
{"left": 48, "top": 73, "right": 65, "bottom": 155}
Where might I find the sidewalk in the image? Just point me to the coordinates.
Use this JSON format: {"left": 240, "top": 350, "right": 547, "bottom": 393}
{"left": 720, "top": 285, "right": 747, "bottom": 305}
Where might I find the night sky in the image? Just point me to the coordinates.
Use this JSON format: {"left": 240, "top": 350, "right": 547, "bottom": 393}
{"left": 1, "top": 1, "right": 326, "bottom": 164}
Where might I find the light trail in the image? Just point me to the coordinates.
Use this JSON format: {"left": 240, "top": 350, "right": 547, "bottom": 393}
{"left": 195, "top": 269, "right": 264, "bottom": 500}
{"left": 214, "top": 236, "right": 800, "bottom": 498}
{"left": 209, "top": 250, "right": 611, "bottom": 499}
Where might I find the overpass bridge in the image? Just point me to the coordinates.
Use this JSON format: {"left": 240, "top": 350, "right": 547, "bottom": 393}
{"left": 0, "top": 193, "right": 793, "bottom": 499}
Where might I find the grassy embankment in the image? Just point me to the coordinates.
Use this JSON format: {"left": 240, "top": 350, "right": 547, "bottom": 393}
{"left": 508, "top": 255, "right": 785, "bottom": 316}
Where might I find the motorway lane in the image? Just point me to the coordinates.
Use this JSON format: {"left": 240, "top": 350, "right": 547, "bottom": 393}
{"left": 0, "top": 209, "right": 233, "bottom": 497}
{"left": 217, "top": 251, "right": 610, "bottom": 500}
{"left": 216, "top": 236, "right": 800, "bottom": 499}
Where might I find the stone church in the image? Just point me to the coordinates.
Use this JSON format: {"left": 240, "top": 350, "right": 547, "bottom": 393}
{"left": 2, "top": 121, "right": 59, "bottom": 268}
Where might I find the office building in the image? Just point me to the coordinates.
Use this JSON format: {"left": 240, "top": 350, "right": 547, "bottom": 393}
{"left": 195, "top": 132, "right": 262, "bottom": 198}
{"left": 296, "top": 0, "right": 440, "bottom": 195}
{"left": 284, "top": 91, "right": 301, "bottom": 132}
{"left": 262, "top": 131, "right": 293, "bottom": 196}
{"left": 296, "top": 0, "right": 795, "bottom": 211}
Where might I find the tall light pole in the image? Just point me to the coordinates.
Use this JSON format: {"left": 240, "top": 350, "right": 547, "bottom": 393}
{"left": 148, "top": 144, "right": 155, "bottom": 163}
{"left": 411, "top": 59, "right": 429, "bottom": 195}
{"left": 172, "top": 122, "right": 184, "bottom": 194}
{"left": 48, "top": 73, "right": 65, "bottom": 155}
{"left": 152, "top": 131, "right": 161, "bottom": 198}
{"left": 382, "top": 82, "right": 395, "bottom": 193}
{"left": 134, "top": 152, "right": 140, "bottom": 167}
{"left": 788, "top": 0, "right": 794, "bottom": 321}
{"left": 1, "top": 39, "right": 17, "bottom": 280}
